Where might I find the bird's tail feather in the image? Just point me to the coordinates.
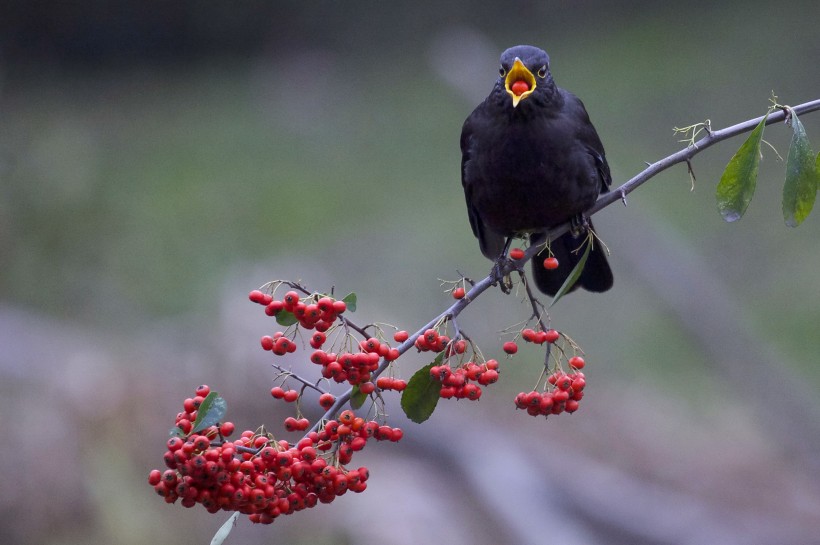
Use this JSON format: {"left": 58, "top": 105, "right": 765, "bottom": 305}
{"left": 530, "top": 223, "right": 613, "bottom": 297}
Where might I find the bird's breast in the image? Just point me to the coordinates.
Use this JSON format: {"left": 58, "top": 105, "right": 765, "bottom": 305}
{"left": 466, "top": 120, "right": 599, "bottom": 235}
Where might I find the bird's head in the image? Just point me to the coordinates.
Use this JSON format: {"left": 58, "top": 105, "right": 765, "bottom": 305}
{"left": 498, "top": 45, "right": 552, "bottom": 108}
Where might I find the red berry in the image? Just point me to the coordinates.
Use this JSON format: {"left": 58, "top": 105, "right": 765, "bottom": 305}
{"left": 148, "top": 469, "right": 162, "bottom": 486}
{"left": 544, "top": 329, "right": 560, "bottom": 343}
{"left": 260, "top": 335, "right": 275, "bottom": 351}
{"left": 394, "top": 330, "right": 409, "bottom": 343}
{"left": 502, "top": 341, "right": 518, "bottom": 355}
{"left": 359, "top": 382, "right": 376, "bottom": 395}
{"left": 249, "top": 290, "right": 266, "bottom": 304}
{"left": 195, "top": 385, "right": 210, "bottom": 397}
{"left": 283, "top": 389, "right": 299, "bottom": 403}
{"left": 264, "top": 300, "right": 284, "bottom": 316}
{"left": 509, "top": 247, "right": 525, "bottom": 260}
{"left": 511, "top": 79, "right": 530, "bottom": 96}
{"left": 284, "top": 416, "right": 299, "bottom": 431}
{"left": 332, "top": 300, "right": 347, "bottom": 314}
{"left": 392, "top": 379, "right": 407, "bottom": 391}
{"left": 521, "top": 328, "right": 536, "bottom": 342}
{"left": 569, "top": 356, "right": 586, "bottom": 369}
{"left": 220, "top": 421, "right": 235, "bottom": 436}
{"left": 543, "top": 257, "right": 559, "bottom": 270}
{"left": 310, "top": 332, "right": 326, "bottom": 348}
{"left": 452, "top": 287, "right": 466, "bottom": 299}
{"left": 319, "top": 393, "right": 335, "bottom": 409}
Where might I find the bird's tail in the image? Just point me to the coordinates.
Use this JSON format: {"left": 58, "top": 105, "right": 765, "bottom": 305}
{"left": 530, "top": 221, "right": 613, "bottom": 297}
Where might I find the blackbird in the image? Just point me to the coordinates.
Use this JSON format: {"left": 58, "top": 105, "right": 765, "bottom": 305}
{"left": 460, "top": 45, "right": 613, "bottom": 296}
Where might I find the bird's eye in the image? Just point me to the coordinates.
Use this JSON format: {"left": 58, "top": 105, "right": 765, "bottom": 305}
{"left": 499, "top": 66, "right": 506, "bottom": 77}
{"left": 537, "top": 66, "right": 547, "bottom": 78}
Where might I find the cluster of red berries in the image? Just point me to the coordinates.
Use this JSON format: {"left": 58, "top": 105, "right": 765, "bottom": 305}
{"left": 150, "top": 388, "right": 401, "bottom": 524}
{"left": 250, "top": 289, "right": 347, "bottom": 332}
{"left": 307, "top": 339, "right": 399, "bottom": 387}
{"left": 502, "top": 327, "right": 562, "bottom": 355}
{"left": 429, "top": 360, "right": 499, "bottom": 400}
{"left": 415, "top": 328, "right": 453, "bottom": 353}
{"left": 514, "top": 360, "right": 586, "bottom": 417}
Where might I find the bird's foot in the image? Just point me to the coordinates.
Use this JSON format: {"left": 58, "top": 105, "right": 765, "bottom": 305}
{"left": 569, "top": 213, "right": 590, "bottom": 237}
{"left": 491, "top": 258, "right": 514, "bottom": 294}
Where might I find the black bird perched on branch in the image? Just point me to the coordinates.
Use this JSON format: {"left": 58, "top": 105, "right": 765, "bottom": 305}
{"left": 460, "top": 45, "right": 613, "bottom": 296}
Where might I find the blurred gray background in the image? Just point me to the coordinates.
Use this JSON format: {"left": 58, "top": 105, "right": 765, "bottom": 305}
{"left": 2, "top": 2, "right": 819, "bottom": 544}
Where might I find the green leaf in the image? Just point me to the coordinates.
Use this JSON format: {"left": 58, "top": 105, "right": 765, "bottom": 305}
{"left": 275, "top": 309, "right": 298, "bottom": 326}
{"left": 550, "top": 239, "right": 592, "bottom": 308}
{"left": 169, "top": 426, "right": 186, "bottom": 438}
{"left": 400, "top": 356, "right": 442, "bottom": 424}
{"left": 783, "top": 112, "right": 819, "bottom": 227}
{"left": 191, "top": 392, "right": 227, "bottom": 434}
{"left": 349, "top": 384, "right": 367, "bottom": 410}
{"left": 716, "top": 114, "right": 767, "bottom": 222}
{"left": 342, "top": 292, "right": 357, "bottom": 312}
{"left": 210, "top": 512, "right": 239, "bottom": 545}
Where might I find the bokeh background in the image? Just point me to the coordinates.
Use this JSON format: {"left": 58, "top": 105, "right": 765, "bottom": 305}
{"left": 2, "top": 2, "right": 819, "bottom": 544}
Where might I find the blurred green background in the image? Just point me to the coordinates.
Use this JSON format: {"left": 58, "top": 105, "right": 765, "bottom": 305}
{"left": 2, "top": 2, "right": 819, "bottom": 544}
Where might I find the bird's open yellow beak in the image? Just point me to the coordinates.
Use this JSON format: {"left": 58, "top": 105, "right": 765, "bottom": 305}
{"left": 504, "top": 58, "right": 536, "bottom": 108}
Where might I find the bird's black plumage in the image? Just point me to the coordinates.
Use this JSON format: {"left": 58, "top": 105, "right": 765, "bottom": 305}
{"left": 460, "top": 45, "right": 613, "bottom": 296}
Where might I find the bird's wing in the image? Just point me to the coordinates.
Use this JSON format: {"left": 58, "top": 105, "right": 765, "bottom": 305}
{"left": 562, "top": 90, "right": 612, "bottom": 193}
{"left": 461, "top": 111, "right": 506, "bottom": 260}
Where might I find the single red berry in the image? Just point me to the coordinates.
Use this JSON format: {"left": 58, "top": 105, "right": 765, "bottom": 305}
{"left": 392, "top": 379, "right": 407, "bottom": 391}
{"left": 375, "top": 376, "right": 393, "bottom": 390}
{"left": 569, "top": 356, "right": 586, "bottom": 369}
{"left": 270, "top": 386, "right": 285, "bottom": 399}
{"left": 510, "top": 247, "right": 525, "bottom": 260}
{"left": 332, "top": 300, "right": 347, "bottom": 314}
{"left": 521, "top": 328, "right": 536, "bottom": 342}
{"left": 394, "top": 330, "right": 409, "bottom": 343}
{"left": 284, "top": 416, "right": 299, "bottom": 431}
{"left": 543, "top": 257, "right": 559, "bottom": 270}
{"left": 310, "top": 332, "right": 326, "bottom": 348}
{"left": 220, "top": 421, "right": 235, "bottom": 436}
{"left": 283, "top": 389, "right": 299, "bottom": 403}
{"left": 544, "top": 329, "right": 560, "bottom": 343}
{"left": 249, "top": 290, "right": 266, "bottom": 304}
{"left": 359, "top": 382, "right": 376, "bottom": 395}
{"left": 260, "top": 335, "right": 275, "bottom": 351}
{"left": 283, "top": 290, "right": 300, "bottom": 306}
{"left": 565, "top": 399, "right": 580, "bottom": 413}
{"left": 511, "top": 79, "right": 529, "bottom": 96}
{"left": 319, "top": 393, "right": 335, "bottom": 409}
{"left": 195, "top": 384, "right": 210, "bottom": 397}
{"left": 264, "top": 300, "right": 284, "bottom": 316}
{"left": 502, "top": 341, "right": 518, "bottom": 355}
{"left": 148, "top": 469, "right": 162, "bottom": 486}
{"left": 452, "top": 287, "right": 466, "bottom": 299}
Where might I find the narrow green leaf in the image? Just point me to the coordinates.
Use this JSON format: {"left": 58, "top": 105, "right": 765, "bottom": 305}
{"left": 191, "top": 392, "right": 227, "bottom": 434}
{"left": 275, "top": 309, "right": 297, "bottom": 326}
{"left": 716, "top": 114, "right": 767, "bottom": 222}
{"left": 400, "top": 356, "right": 443, "bottom": 424}
{"left": 349, "top": 384, "right": 367, "bottom": 409}
{"left": 342, "top": 292, "right": 357, "bottom": 312}
{"left": 211, "top": 512, "right": 239, "bottom": 545}
{"left": 783, "top": 113, "right": 819, "bottom": 227}
{"left": 550, "top": 240, "right": 591, "bottom": 308}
